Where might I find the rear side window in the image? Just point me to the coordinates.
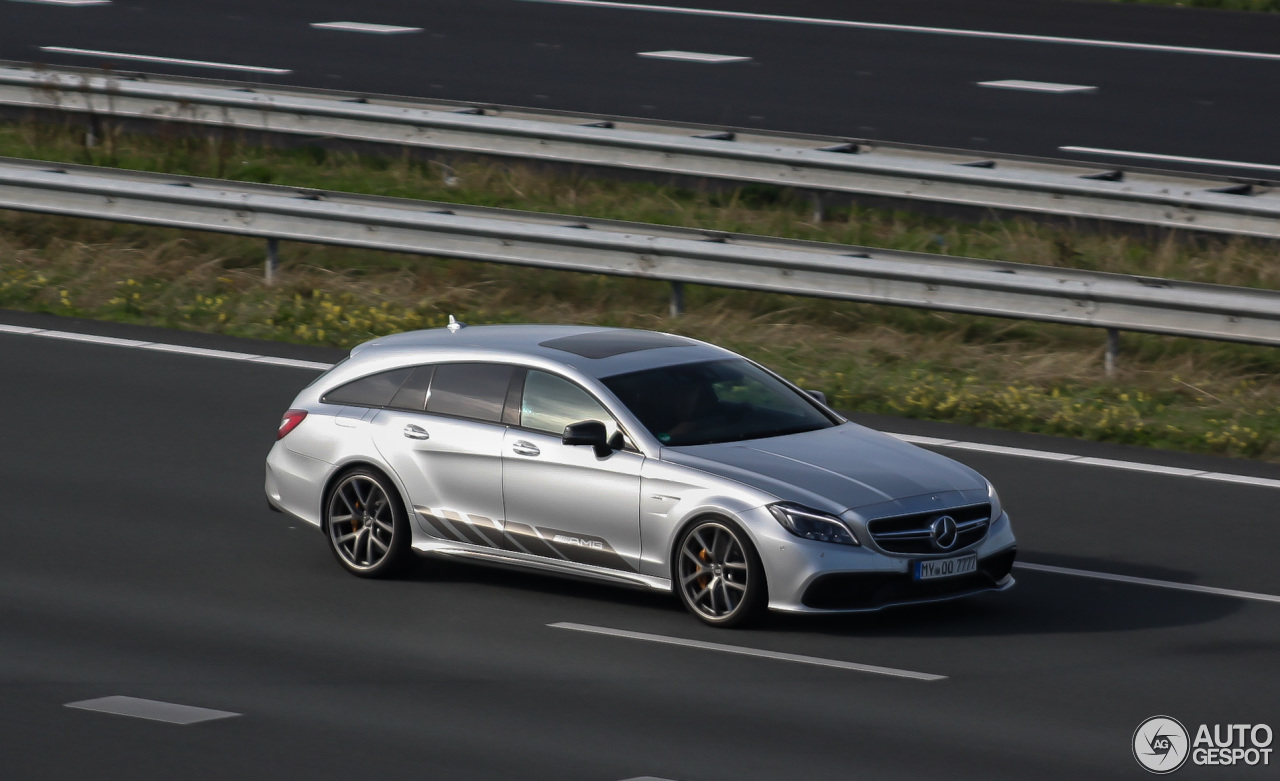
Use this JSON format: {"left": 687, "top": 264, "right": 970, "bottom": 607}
{"left": 322, "top": 367, "right": 414, "bottom": 407}
{"left": 387, "top": 365, "right": 435, "bottom": 412}
{"left": 426, "top": 363, "right": 514, "bottom": 423}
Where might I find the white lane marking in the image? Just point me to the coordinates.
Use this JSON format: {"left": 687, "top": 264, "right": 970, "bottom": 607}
{"left": 518, "top": 0, "right": 1280, "bottom": 62}
{"left": 979, "top": 79, "right": 1097, "bottom": 94}
{"left": 10, "top": 0, "right": 111, "bottom": 5}
{"left": 1015, "top": 562, "right": 1280, "bottom": 605}
{"left": 549, "top": 622, "right": 946, "bottom": 680}
{"left": 638, "top": 50, "right": 751, "bottom": 64}
{"left": 2, "top": 323, "right": 1277, "bottom": 489}
{"left": 249, "top": 355, "right": 336, "bottom": 370}
{"left": 38, "top": 331, "right": 150, "bottom": 348}
{"left": 1059, "top": 145, "right": 1280, "bottom": 174}
{"left": 38, "top": 47, "right": 292, "bottom": 74}
{"left": 1198, "top": 471, "right": 1280, "bottom": 489}
{"left": 310, "top": 22, "right": 423, "bottom": 34}
{"left": 65, "top": 696, "right": 241, "bottom": 724}
{"left": 621, "top": 777, "right": 681, "bottom": 781}
{"left": 4, "top": 325, "right": 332, "bottom": 370}
{"left": 890, "top": 433, "right": 1280, "bottom": 490}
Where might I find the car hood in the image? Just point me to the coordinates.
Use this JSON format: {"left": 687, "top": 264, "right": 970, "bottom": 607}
{"left": 661, "top": 422, "right": 986, "bottom": 512}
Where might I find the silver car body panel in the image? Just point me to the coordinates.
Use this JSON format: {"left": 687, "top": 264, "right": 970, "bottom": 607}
{"left": 266, "top": 325, "right": 1016, "bottom": 614}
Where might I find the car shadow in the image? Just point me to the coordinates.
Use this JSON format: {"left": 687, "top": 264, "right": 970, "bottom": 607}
{"left": 398, "top": 550, "right": 1246, "bottom": 637}
{"left": 760, "top": 552, "right": 1246, "bottom": 638}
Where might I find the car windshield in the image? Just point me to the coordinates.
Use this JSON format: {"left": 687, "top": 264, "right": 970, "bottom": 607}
{"left": 601, "top": 359, "right": 834, "bottom": 447}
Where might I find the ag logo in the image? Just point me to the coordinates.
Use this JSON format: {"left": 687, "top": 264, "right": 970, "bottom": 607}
{"left": 1134, "top": 716, "right": 1190, "bottom": 773}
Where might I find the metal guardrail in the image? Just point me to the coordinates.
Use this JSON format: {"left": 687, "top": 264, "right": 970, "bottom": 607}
{"left": 3, "top": 65, "right": 1280, "bottom": 239}
{"left": 0, "top": 156, "right": 1276, "bottom": 350}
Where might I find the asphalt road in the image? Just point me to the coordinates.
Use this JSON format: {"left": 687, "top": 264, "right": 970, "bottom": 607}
{"left": 1, "top": 309, "right": 1277, "bottom": 780}
{"left": 4, "top": 0, "right": 1280, "bottom": 177}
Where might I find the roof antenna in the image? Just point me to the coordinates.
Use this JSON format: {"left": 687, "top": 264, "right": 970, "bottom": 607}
{"left": 447, "top": 314, "right": 466, "bottom": 333}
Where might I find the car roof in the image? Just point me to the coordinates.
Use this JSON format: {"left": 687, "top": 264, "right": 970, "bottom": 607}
{"left": 348, "top": 324, "right": 735, "bottom": 379}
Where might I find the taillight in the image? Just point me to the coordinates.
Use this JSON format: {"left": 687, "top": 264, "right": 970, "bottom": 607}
{"left": 277, "top": 409, "right": 307, "bottom": 440}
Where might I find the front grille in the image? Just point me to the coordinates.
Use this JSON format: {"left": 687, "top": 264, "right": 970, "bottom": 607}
{"left": 866, "top": 503, "right": 991, "bottom": 555}
{"left": 801, "top": 547, "right": 1016, "bottom": 610}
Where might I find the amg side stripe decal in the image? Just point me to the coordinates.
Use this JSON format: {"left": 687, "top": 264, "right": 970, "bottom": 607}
{"left": 417, "top": 510, "right": 461, "bottom": 541}
{"left": 539, "top": 526, "right": 639, "bottom": 573}
{"left": 466, "top": 515, "right": 509, "bottom": 549}
{"left": 415, "top": 508, "right": 637, "bottom": 573}
{"left": 439, "top": 509, "right": 493, "bottom": 548}
{"left": 502, "top": 522, "right": 568, "bottom": 560}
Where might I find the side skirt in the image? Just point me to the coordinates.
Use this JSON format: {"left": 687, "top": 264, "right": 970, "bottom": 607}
{"left": 410, "top": 540, "right": 672, "bottom": 592}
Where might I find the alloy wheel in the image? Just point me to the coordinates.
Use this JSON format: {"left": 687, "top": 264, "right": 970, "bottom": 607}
{"left": 677, "top": 522, "right": 753, "bottom": 622}
{"left": 327, "top": 473, "right": 397, "bottom": 571}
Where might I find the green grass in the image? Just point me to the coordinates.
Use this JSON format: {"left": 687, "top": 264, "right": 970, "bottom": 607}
{"left": 1, "top": 118, "right": 1279, "bottom": 460}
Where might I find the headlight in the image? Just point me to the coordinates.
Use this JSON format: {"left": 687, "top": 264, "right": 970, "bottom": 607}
{"left": 986, "top": 480, "right": 1003, "bottom": 521}
{"left": 768, "top": 503, "right": 859, "bottom": 546}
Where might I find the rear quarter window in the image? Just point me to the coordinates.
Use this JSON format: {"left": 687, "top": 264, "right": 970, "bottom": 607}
{"left": 322, "top": 367, "right": 414, "bottom": 407}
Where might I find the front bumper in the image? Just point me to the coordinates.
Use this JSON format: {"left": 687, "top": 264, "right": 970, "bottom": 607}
{"left": 752, "top": 507, "right": 1017, "bottom": 613}
{"left": 796, "top": 547, "right": 1016, "bottom": 611}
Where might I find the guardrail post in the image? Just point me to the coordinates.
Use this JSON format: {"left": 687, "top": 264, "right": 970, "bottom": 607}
{"left": 1105, "top": 328, "right": 1120, "bottom": 377}
{"left": 810, "top": 192, "right": 826, "bottom": 223}
{"left": 669, "top": 281, "right": 685, "bottom": 317}
{"left": 265, "top": 238, "right": 280, "bottom": 285}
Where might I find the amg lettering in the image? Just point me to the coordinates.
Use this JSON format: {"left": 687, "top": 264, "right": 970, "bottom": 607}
{"left": 552, "top": 534, "right": 605, "bottom": 550}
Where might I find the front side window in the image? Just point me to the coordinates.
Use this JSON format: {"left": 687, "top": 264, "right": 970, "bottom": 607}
{"left": 520, "top": 370, "right": 618, "bottom": 439}
{"left": 602, "top": 359, "right": 833, "bottom": 447}
{"left": 426, "top": 363, "right": 514, "bottom": 423}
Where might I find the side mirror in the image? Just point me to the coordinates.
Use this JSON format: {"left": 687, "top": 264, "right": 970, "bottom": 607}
{"left": 806, "top": 389, "right": 828, "bottom": 405}
{"left": 563, "top": 420, "right": 612, "bottom": 457}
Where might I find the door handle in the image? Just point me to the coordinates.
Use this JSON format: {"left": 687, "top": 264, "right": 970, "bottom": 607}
{"left": 403, "top": 424, "right": 430, "bottom": 440}
{"left": 511, "top": 440, "right": 541, "bottom": 457}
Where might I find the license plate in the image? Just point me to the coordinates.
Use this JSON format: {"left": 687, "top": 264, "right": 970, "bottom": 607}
{"left": 914, "top": 554, "right": 978, "bottom": 581}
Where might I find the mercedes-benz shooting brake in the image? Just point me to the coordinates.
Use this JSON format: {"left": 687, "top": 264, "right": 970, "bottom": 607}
{"left": 265, "top": 325, "right": 1016, "bottom": 626}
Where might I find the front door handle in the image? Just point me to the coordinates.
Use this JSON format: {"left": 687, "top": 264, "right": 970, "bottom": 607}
{"left": 511, "top": 440, "right": 541, "bottom": 457}
{"left": 403, "top": 424, "right": 430, "bottom": 440}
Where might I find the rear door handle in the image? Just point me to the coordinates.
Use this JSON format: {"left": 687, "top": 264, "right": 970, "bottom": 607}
{"left": 403, "top": 424, "right": 430, "bottom": 440}
{"left": 511, "top": 440, "right": 540, "bottom": 457}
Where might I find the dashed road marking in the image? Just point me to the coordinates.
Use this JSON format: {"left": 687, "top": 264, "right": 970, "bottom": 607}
{"left": 310, "top": 21, "right": 423, "bottom": 34}
{"left": 38, "top": 46, "right": 292, "bottom": 74}
{"left": 550, "top": 622, "right": 947, "bottom": 680}
{"left": 65, "top": 696, "right": 241, "bottom": 724}
{"left": 10, "top": 0, "right": 111, "bottom": 5}
{"left": 979, "top": 79, "right": 1097, "bottom": 94}
{"left": 1015, "top": 562, "right": 1280, "bottom": 605}
{"left": 638, "top": 50, "right": 751, "bottom": 64}
{"left": 1060, "top": 145, "right": 1280, "bottom": 174}
{"left": 519, "top": 0, "right": 1280, "bottom": 61}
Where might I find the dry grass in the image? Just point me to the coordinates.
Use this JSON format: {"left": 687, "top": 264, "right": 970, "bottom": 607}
{"left": 2, "top": 119, "right": 1279, "bottom": 459}
{"left": 3, "top": 119, "right": 1280, "bottom": 292}
{"left": 3, "top": 211, "right": 1279, "bottom": 460}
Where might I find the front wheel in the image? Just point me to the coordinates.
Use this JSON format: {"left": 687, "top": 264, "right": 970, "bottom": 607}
{"left": 675, "top": 519, "right": 766, "bottom": 627}
{"left": 324, "top": 468, "right": 410, "bottom": 578}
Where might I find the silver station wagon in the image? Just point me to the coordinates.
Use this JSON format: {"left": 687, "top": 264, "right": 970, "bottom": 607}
{"left": 266, "top": 324, "right": 1016, "bottom": 626}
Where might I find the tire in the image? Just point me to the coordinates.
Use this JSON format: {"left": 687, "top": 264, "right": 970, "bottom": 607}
{"left": 674, "top": 518, "right": 766, "bottom": 628}
{"left": 323, "top": 468, "right": 411, "bottom": 578}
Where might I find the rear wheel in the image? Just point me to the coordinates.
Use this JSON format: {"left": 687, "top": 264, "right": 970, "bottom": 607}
{"left": 675, "top": 519, "right": 765, "bottom": 627}
{"left": 324, "top": 468, "right": 410, "bottom": 578}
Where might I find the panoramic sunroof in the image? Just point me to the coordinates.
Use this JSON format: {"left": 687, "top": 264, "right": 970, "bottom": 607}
{"left": 539, "top": 330, "right": 695, "bottom": 359}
